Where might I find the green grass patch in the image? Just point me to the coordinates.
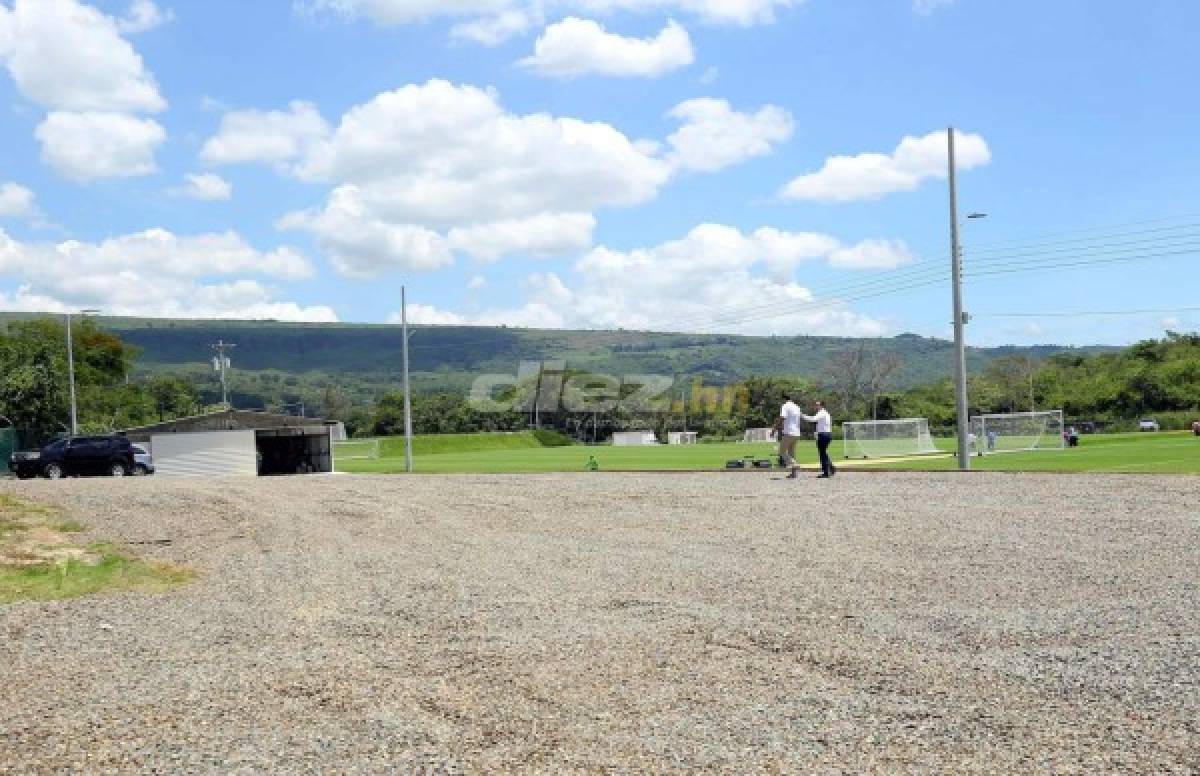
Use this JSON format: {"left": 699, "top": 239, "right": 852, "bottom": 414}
{"left": 374, "top": 430, "right": 575, "bottom": 457}
{"left": 0, "top": 547, "right": 194, "bottom": 604}
{"left": 1, "top": 494, "right": 194, "bottom": 604}
{"left": 337, "top": 431, "right": 1199, "bottom": 475}
{"left": 862, "top": 430, "right": 1200, "bottom": 474}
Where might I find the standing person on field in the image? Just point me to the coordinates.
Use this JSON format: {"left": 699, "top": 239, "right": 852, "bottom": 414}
{"left": 770, "top": 392, "right": 804, "bottom": 479}
{"left": 801, "top": 400, "right": 836, "bottom": 478}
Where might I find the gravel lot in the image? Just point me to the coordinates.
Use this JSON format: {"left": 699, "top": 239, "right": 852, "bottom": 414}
{"left": 2, "top": 472, "right": 1198, "bottom": 773}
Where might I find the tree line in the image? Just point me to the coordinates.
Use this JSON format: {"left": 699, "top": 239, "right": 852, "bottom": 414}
{"left": 2, "top": 319, "right": 1196, "bottom": 443}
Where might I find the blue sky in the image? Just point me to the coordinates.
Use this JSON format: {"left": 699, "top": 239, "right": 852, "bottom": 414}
{"left": 0, "top": 0, "right": 1197, "bottom": 345}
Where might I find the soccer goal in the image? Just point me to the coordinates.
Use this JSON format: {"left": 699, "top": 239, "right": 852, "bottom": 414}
{"left": 843, "top": 418, "right": 941, "bottom": 459}
{"left": 971, "top": 410, "right": 1065, "bottom": 455}
{"left": 333, "top": 438, "right": 381, "bottom": 460}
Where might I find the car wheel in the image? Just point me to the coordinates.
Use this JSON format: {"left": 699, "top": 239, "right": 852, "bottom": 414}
{"left": 134, "top": 464, "right": 149, "bottom": 476}
{"left": 110, "top": 462, "right": 128, "bottom": 477}
{"left": 44, "top": 463, "right": 64, "bottom": 480}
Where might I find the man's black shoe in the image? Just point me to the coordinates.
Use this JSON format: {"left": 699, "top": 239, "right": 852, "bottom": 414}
{"left": 816, "top": 474, "right": 830, "bottom": 479}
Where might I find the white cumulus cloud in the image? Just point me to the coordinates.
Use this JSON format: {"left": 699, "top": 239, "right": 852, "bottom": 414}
{"left": 35, "top": 111, "right": 166, "bottom": 182}
{"left": 782, "top": 128, "right": 991, "bottom": 203}
{"left": 300, "top": 0, "right": 801, "bottom": 31}
{"left": 0, "top": 182, "right": 36, "bottom": 219}
{"left": 176, "top": 173, "right": 234, "bottom": 201}
{"left": 201, "top": 101, "right": 332, "bottom": 172}
{"left": 264, "top": 80, "right": 670, "bottom": 274}
{"left": 117, "top": 0, "right": 173, "bottom": 33}
{"left": 207, "top": 80, "right": 791, "bottom": 276}
{"left": 0, "top": 0, "right": 169, "bottom": 182}
{"left": 666, "top": 97, "right": 793, "bottom": 173}
{"left": 521, "top": 17, "right": 694, "bottom": 78}
{"left": 448, "top": 213, "right": 596, "bottom": 262}
{"left": 827, "top": 238, "right": 914, "bottom": 269}
{"left": 0, "top": 0, "right": 165, "bottom": 113}
{"left": 0, "top": 228, "right": 331, "bottom": 320}
{"left": 393, "top": 224, "right": 901, "bottom": 335}
{"left": 577, "top": 0, "right": 800, "bottom": 26}
{"left": 450, "top": 9, "right": 534, "bottom": 44}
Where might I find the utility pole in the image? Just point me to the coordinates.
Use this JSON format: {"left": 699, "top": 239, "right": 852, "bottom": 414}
{"left": 65, "top": 313, "right": 77, "bottom": 437}
{"left": 401, "top": 285, "right": 413, "bottom": 474}
{"left": 948, "top": 127, "right": 971, "bottom": 471}
{"left": 211, "top": 340, "right": 236, "bottom": 409}
{"left": 65, "top": 309, "right": 99, "bottom": 436}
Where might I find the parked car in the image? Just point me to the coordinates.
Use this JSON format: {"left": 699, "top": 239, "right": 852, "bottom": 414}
{"left": 1138, "top": 419, "right": 1160, "bottom": 432}
{"left": 8, "top": 435, "right": 136, "bottom": 479}
{"left": 132, "top": 443, "right": 155, "bottom": 476}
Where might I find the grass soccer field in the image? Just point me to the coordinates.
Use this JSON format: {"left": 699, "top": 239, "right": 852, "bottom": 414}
{"left": 335, "top": 430, "right": 1198, "bottom": 475}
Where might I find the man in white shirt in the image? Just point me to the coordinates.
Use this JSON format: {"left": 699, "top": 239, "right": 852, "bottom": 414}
{"left": 770, "top": 392, "right": 804, "bottom": 479}
{"left": 800, "top": 400, "right": 836, "bottom": 478}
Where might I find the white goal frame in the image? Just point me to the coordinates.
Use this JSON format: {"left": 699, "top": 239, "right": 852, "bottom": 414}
{"left": 333, "top": 438, "right": 381, "bottom": 460}
{"left": 842, "top": 417, "right": 940, "bottom": 459}
{"left": 970, "top": 410, "right": 1065, "bottom": 455}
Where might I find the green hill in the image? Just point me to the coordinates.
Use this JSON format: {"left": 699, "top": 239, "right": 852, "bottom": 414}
{"left": 0, "top": 313, "right": 1116, "bottom": 395}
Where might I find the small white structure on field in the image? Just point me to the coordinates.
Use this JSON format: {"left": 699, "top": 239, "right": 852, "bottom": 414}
{"left": 743, "top": 427, "right": 773, "bottom": 443}
{"left": 613, "top": 431, "right": 658, "bottom": 446}
{"left": 668, "top": 431, "right": 698, "bottom": 445}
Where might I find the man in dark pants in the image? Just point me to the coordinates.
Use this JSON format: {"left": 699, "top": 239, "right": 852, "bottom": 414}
{"left": 801, "top": 400, "right": 836, "bottom": 478}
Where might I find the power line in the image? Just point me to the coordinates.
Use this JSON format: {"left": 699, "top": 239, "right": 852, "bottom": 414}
{"left": 956, "top": 211, "right": 1200, "bottom": 251}
{"left": 979, "top": 305, "right": 1200, "bottom": 319}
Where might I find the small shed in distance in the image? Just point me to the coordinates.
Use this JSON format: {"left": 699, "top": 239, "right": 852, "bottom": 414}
{"left": 123, "top": 410, "right": 337, "bottom": 477}
{"left": 612, "top": 431, "right": 658, "bottom": 446}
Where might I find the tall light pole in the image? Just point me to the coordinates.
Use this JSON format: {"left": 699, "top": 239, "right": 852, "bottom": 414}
{"left": 65, "top": 308, "right": 100, "bottom": 437}
{"left": 948, "top": 128, "right": 971, "bottom": 471}
{"left": 400, "top": 286, "right": 414, "bottom": 474}
{"left": 211, "top": 340, "right": 236, "bottom": 409}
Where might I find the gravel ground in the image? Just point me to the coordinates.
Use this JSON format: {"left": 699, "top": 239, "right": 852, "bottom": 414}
{"left": 2, "top": 471, "right": 1198, "bottom": 773}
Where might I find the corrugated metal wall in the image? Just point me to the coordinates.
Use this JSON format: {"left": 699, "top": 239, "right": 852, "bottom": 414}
{"left": 150, "top": 430, "right": 258, "bottom": 477}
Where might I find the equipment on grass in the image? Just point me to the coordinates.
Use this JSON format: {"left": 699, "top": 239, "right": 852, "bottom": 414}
{"left": 843, "top": 418, "right": 940, "bottom": 459}
{"left": 333, "top": 438, "right": 381, "bottom": 460}
{"left": 970, "top": 410, "right": 1065, "bottom": 455}
{"left": 725, "top": 459, "right": 747, "bottom": 469}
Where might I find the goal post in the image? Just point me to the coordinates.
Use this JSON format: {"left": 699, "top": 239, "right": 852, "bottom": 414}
{"left": 970, "top": 410, "right": 1065, "bottom": 455}
{"left": 843, "top": 418, "right": 941, "bottom": 459}
{"left": 333, "top": 438, "right": 381, "bottom": 460}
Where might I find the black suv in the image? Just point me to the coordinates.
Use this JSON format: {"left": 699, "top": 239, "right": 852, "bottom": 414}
{"left": 9, "top": 435, "right": 136, "bottom": 479}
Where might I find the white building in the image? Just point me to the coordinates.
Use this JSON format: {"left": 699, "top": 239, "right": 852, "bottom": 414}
{"left": 612, "top": 431, "right": 658, "bottom": 446}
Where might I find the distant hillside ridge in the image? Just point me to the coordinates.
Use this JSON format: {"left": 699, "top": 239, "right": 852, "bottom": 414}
{"left": 0, "top": 313, "right": 1118, "bottom": 391}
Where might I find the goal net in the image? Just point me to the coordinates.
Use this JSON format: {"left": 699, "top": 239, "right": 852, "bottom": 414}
{"left": 843, "top": 418, "right": 940, "bottom": 459}
{"left": 970, "top": 410, "right": 1064, "bottom": 455}
{"left": 333, "top": 439, "right": 381, "bottom": 460}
